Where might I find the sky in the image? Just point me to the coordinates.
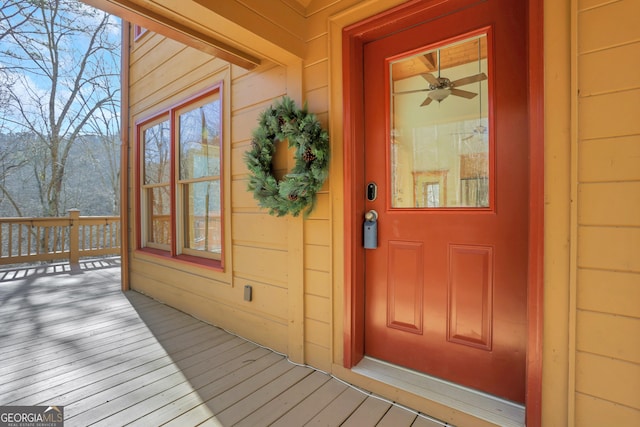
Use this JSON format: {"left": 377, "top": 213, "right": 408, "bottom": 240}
{"left": 0, "top": 0, "right": 122, "bottom": 136}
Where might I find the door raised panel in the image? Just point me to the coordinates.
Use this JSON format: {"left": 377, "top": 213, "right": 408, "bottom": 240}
{"left": 387, "top": 241, "right": 424, "bottom": 334}
{"left": 447, "top": 244, "right": 493, "bottom": 349}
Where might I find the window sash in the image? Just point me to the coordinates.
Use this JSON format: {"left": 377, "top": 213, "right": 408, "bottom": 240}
{"left": 137, "top": 85, "right": 224, "bottom": 268}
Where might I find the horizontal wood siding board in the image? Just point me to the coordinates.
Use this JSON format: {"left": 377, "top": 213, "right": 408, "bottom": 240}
{"left": 304, "top": 318, "right": 331, "bottom": 348}
{"left": 577, "top": 269, "right": 640, "bottom": 318}
{"left": 130, "top": 57, "right": 229, "bottom": 113}
{"left": 304, "top": 244, "right": 330, "bottom": 272}
{"left": 231, "top": 143, "right": 251, "bottom": 178}
{"left": 578, "top": 0, "right": 618, "bottom": 11}
{"left": 130, "top": 38, "right": 186, "bottom": 81}
{"left": 131, "top": 256, "right": 229, "bottom": 287}
{"left": 305, "top": 3, "right": 333, "bottom": 39}
{"left": 575, "top": 352, "right": 640, "bottom": 410}
{"left": 304, "top": 33, "right": 328, "bottom": 66}
{"left": 230, "top": 98, "right": 286, "bottom": 144}
{"left": 130, "top": 31, "right": 165, "bottom": 56}
{"left": 232, "top": 213, "right": 288, "bottom": 249}
{"left": 231, "top": 180, "right": 261, "bottom": 211}
{"left": 305, "top": 85, "right": 329, "bottom": 115}
{"left": 578, "top": 41, "right": 640, "bottom": 96}
{"left": 305, "top": 294, "right": 331, "bottom": 322}
{"left": 578, "top": 89, "right": 640, "bottom": 140}
{"left": 231, "top": 63, "right": 287, "bottom": 111}
{"left": 579, "top": 136, "right": 640, "bottom": 182}
{"left": 304, "top": 341, "right": 332, "bottom": 373}
{"left": 578, "top": 182, "right": 640, "bottom": 226}
{"left": 304, "top": 60, "right": 329, "bottom": 92}
{"left": 305, "top": 269, "right": 331, "bottom": 298}
{"left": 575, "top": 392, "right": 640, "bottom": 426}
{"left": 232, "top": 245, "right": 288, "bottom": 287}
{"left": 578, "top": 1, "right": 640, "bottom": 53}
{"left": 304, "top": 219, "right": 330, "bottom": 245}
{"left": 305, "top": 192, "right": 330, "bottom": 219}
{"left": 578, "top": 226, "right": 640, "bottom": 272}
{"left": 576, "top": 310, "right": 640, "bottom": 363}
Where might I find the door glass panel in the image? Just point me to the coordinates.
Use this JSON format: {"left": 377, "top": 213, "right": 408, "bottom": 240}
{"left": 390, "top": 34, "right": 489, "bottom": 208}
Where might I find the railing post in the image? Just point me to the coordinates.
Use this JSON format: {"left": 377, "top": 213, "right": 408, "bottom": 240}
{"left": 68, "top": 209, "right": 80, "bottom": 268}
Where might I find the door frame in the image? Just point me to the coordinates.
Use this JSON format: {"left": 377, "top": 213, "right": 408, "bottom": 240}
{"left": 342, "top": 0, "right": 544, "bottom": 425}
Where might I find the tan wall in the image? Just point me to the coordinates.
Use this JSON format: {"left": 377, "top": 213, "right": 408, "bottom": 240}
{"left": 122, "top": 0, "right": 640, "bottom": 425}
{"left": 572, "top": 0, "right": 640, "bottom": 425}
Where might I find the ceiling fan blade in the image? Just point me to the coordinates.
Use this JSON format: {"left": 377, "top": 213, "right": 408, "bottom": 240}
{"left": 421, "top": 73, "right": 439, "bottom": 85}
{"left": 451, "top": 72, "right": 487, "bottom": 87}
{"left": 393, "top": 88, "right": 429, "bottom": 95}
{"left": 450, "top": 88, "right": 478, "bottom": 99}
{"left": 420, "top": 97, "right": 433, "bottom": 106}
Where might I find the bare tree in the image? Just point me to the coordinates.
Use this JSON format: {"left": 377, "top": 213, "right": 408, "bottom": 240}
{"left": 0, "top": 0, "right": 120, "bottom": 217}
{"left": 0, "top": 0, "right": 39, "bottom": 42}
{"left": 0, "top": 135, "right": 29, "bottom": 216}
{"left": 0, "top": 1, "right": 37, "bottom": 123}
{"left": 83, "top": 84, "right": 121, "bottom": 215}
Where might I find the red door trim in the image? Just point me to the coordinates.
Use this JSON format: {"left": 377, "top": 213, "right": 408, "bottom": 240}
{"left": 525, "top": 0, "right": 545, "bottom": 424}
{"left": 342, "top": 0, "right": 543, "bottom": 425}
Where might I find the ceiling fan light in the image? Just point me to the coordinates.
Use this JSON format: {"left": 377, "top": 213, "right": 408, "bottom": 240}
{"left": 428, "top": 87, "right": 451, "bottom": 102}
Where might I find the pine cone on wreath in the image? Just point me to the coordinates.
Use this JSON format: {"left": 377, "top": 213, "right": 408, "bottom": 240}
{"left": 302, "top": 148, "right": 316, "bottom": 163}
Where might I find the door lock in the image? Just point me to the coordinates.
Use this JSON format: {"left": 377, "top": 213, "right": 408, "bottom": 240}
{"left": 367, "top": 182, "right": 378, "bottom": 201}
{"left": 363, "top": 210, "right": 378, "bottom": 249}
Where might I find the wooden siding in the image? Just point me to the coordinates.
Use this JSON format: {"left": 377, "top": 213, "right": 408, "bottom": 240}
{"left": 302, "top": 0, "right": 363, "bottom": 373}
{"left": 128, "top": 28, "right": 296, "bottom": 356}
{"left": 575, "top": 0, "right": 640, "bottom": 425}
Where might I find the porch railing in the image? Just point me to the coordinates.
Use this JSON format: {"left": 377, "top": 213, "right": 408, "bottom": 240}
{"left": 0, "top": 209, "right": 120, "bottom": 266}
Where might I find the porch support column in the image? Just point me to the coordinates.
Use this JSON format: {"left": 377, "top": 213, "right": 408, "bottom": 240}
{"left": 287, "top": 60, "right": 305, "bottom": 364}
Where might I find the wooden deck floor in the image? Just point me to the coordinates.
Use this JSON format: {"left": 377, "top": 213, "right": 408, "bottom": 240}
{"left": 0, "top": 259, "right": 447, "bottom": 427}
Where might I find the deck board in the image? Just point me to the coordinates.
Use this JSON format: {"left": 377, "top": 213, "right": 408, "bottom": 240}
{"left": 341, "top": 395, "right": 392, "bottom": 426}
{"left": 0, "top": 259, "right": 447, "bottom": 426}
{"left": 305, "top": 386, "right": 369, "bottom": 425}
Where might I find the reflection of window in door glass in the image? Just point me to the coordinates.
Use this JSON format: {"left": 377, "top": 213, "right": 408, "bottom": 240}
{"left": 461, "top": 177, "right": 488, "bottom": 207}
{"left": 416, "top": 181, "right": 440, "bottom": 207}
{"left": 425, "top": 183, "right": 440, "bottom": 207}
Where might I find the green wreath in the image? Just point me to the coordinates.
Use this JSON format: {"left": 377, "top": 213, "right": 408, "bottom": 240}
{"left": 244, "top": 96, "right": 330, "bottom": 217}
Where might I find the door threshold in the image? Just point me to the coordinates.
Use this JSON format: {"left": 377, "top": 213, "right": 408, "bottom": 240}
{"left": 353, "top": 357, "right": 525, "bottom": 427}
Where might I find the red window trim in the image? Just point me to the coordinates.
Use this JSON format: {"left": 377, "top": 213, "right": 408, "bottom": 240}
{"left": 133, "top": 24, "right": 148, "bottom": 41}
{"left": 134, "top": 83, "right": 225, "bottom": 271}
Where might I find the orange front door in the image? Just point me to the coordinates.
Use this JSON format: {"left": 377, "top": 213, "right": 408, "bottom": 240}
{"left": 363, "top": 0, "right": 528, "bottom": 403}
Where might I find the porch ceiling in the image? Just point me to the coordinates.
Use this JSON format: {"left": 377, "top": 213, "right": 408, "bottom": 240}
{"left": 81, "top": 0, "right": 308, "bottom": 69}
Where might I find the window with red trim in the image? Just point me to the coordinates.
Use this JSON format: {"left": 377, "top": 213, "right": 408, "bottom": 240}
{"left": 133, "top": 24, "right": 147, "bottom": 41}
{"left": 137, "top": 85, "right": 224, "bottom": 268}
